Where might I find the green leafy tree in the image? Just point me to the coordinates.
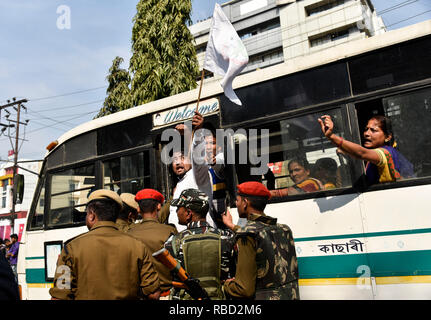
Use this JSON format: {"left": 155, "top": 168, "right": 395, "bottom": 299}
{"left": 130, "top": 0, "right": 199, "bottom": 106}
{"left": 95, "top": 56, "right": 133, "bottom": 118}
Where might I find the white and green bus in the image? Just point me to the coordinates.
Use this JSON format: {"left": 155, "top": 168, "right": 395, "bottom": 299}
{"left": 18, "top": 20, "right": 431, "bottom": 299}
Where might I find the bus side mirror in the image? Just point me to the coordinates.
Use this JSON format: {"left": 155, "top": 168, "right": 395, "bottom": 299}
{"left": 13, "top": 174, "right": 24, "bottom": 205}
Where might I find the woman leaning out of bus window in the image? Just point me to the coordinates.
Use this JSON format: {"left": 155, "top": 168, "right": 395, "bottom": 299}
{"left": 318, "top": 114, "right": 414, "bottom": 185}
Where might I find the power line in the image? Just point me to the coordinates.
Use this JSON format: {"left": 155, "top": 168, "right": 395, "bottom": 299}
{"left": 26, "top": 107, "right": 102, "bottom": 122}
{"left": 378, "top": 0, "right": 419, "bottom": 15}
{"left": 386, "top": 8, "right": 431, "bottom": 28}
{"left": 25, "top": 110, "right": 100, "bottom": 134}
{"left": 26, "top": 109, "right": 77, "bottom": 129}
{"left": 0, "top": 109, "right": 100, "bottom": 143}
{"left": 23, "top": 107, "right": 101, "bottom": 131}
{"left": 27, "top": 85, "right": 106, "bottom": 102}
{"left": 23, "top": 101, "right": 103, "bottom": 128}
{"left": 30, "top": 99, "right": 104, "bottom": 112}
{"left": 29, "top": 119, "right": 74, "bottom": 132}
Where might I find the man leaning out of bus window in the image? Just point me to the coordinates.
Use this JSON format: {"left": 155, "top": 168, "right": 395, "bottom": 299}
{"left": 166, "top": 110, "right": 216, "bottom": 231}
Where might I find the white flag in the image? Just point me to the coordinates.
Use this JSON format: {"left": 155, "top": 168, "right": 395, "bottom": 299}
{"left": 203, "top": 3, "right": 249, "bottom": 106}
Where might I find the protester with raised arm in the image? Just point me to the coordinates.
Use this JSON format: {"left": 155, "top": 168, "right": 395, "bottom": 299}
{"left": 318, "top": 114, "right": 414, "bottom": 185}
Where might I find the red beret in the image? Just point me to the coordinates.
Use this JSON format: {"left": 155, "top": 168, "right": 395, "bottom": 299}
{"left": 237, "top": 181, "right": 271, "bottom": 199}
{"left": 135, "top": 189, "right": 165, "bottom": 204}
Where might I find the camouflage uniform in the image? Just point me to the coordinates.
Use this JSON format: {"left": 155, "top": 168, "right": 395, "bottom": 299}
{"left": 165, "top": 221, "right": 236, "bottom": 282}
{"left": 224, "top": 213, "right": 299, "bottom": 300}
{"left": 170, "top": 188, "right": 210, "bottom": 214}
{"left": 165, "top": 189, "right": 236, "bottom": 300}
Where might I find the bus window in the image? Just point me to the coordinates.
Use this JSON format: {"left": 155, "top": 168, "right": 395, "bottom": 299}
{"left": 29, "top": 183, "right": 45, "bottom": 230}
{"left": 48, "top": 164, "right": 95, "bottom": 227}
{"left": 103, "top": 151, "right": 151, "bottom": 194}
{"left": 237, "top": 108, "right": 352, "bottom": 199}
{"left": 382, "top": 87, "right": 431, "bottom": 179}
{"left": 354, "top": 89, "right": 428, "bottom": 185}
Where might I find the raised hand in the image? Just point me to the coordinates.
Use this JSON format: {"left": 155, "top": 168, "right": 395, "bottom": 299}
{"left": 318, "top": 115, "right": 334, "bottom": 138}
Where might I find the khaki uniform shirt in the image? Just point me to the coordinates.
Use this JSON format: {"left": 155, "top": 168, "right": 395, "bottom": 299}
{"left": 115, "top": 218, "right": 134, "bottom": 233}
{"left": 49, "top": 221, "right": 160, "bottom": 300}
{"left": 158, "top": 198, "right": 171, "bottom": 224}
{"left": 223, "top": 220, "right": 257, "bottom": 299}
{"left": 128, "top": 217, "right": 178, "bottom": 292}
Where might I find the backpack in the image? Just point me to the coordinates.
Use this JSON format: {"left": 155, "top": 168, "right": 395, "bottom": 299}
{"left": 174, "top": 232, "right": 225, "bottom": 300}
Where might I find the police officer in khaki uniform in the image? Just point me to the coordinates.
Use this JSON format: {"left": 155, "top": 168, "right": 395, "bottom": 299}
{"left": 157, "top": 197, "right": 172, "bottom": 224}
{"left": 49, "top": 189, "right": 161, "bottom": 300}
{"left": 222, "top": 182, "right": 300, "bottom": 300}
{"left": 116, "top": 193, "right": 139, "bottom": 232}
{"left": 128, "top": 189, "right": 178, "bottom": 298}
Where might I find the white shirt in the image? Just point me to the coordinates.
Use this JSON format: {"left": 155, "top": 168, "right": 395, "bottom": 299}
{"left": 168, "top": 134, "right": 216, "bottom": 231}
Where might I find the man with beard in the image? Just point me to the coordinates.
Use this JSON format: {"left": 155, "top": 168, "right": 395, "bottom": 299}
{"left": 166, "top": 111, "right": 216, "bottom": 231}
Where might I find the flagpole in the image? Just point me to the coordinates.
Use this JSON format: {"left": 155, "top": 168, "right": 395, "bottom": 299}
{"left": 187, "top": 69, "right": 206, "bottom": 160}
{"left": 195, "top": 69, "right": 205, "bottom": 112}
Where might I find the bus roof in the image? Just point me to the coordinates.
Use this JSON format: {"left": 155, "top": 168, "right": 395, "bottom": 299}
{"left": 49, "top": 19, "right": 431, "bottom": 157}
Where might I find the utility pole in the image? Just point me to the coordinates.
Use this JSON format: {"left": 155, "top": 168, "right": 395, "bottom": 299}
{"left": 0, "top": 98, "right": 28, "bottom": 224}
{"left": 12, "top": 101, "right": 22, "bottom": 216}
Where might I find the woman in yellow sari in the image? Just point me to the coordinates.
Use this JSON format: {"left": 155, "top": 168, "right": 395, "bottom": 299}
{"left": 318, "top": 115, "right": 414, "bottom": 185}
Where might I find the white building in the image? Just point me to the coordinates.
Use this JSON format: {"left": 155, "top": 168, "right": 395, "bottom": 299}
{"left": 0, "top": 153, "right": 41, "bottom": 240}
{"left": 190, "top": 0, "right": 385, "bottom": 73}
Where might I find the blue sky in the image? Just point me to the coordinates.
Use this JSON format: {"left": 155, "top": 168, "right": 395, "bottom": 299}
{"left": 0, "top": 0, "right": 430, "bottom": 160}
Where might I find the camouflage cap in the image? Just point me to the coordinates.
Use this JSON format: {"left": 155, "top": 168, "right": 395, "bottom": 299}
{"left": 171, "top": 188, "right": 209, "bottom": 213}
